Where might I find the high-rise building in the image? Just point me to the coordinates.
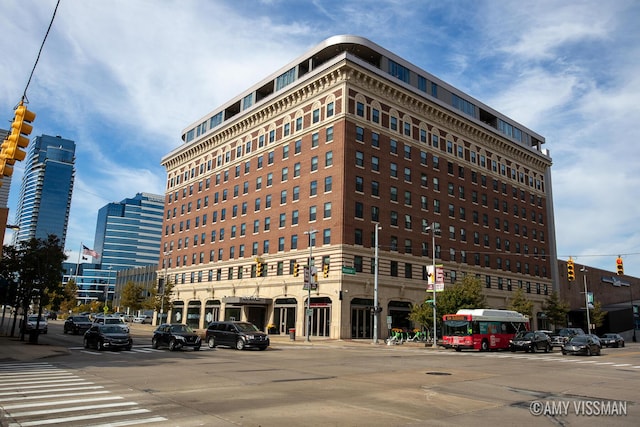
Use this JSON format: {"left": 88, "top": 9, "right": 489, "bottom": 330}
{"left": 12, "top": 134, "right": 75, "bottom": 247}
{"left": 67, "top": 192, "right": 165, "bottom": 305}
{"left": 160, "top": 35, "right": 556, "bottom": 338}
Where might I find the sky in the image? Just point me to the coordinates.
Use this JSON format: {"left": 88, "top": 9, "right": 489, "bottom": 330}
{"left": 1, "top": 0, "right": 639, "bottom": 277}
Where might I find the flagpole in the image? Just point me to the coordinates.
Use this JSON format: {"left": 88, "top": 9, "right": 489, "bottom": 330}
{"left": 75, "top": 242, "right": 82, "bottom": 283}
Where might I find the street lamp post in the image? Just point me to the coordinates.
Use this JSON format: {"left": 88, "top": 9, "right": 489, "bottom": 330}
{"left": 161, "top": 251, "right": 171, "bottom": 324}
{"left": 581, "top": 267, "right": 591, "bottom": 334}
{"left": 425, "top": 223, "right": 438, "bottom": 348}
{"left": 373, "top": 224, "right": 381, "bottom": 344}
{"left": 304, "top": 229, "right": 317, "bottom": 342}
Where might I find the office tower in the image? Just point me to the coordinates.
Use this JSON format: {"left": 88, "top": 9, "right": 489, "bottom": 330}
{"left": 160, "top": 36, "right": 556, "bottom": 337}
{"left": 13, "top": 134, "right": 75, "bottom": 247}
{"left": 72, "top": 192, "right": 164, "bottom": 304}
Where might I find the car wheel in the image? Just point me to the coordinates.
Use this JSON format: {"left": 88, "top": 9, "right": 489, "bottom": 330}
{"left": 97, "top": 341, "right": 105, "bottom": 351}
{"left": 586, "top": 347, "right": 592, "bottom": 356}
{"left": 207, "top": 336, "right": 216, "bottom": 348}
{"left": 83, "top": 338, "right": 89, "bottom": 349}
{"left": 510, "top": 348, "right": 516, "bottom": 353}
{"left": 151, "top": 337, "right": 159, "bottom": 349}
{"left": 194, "top": 346, "right": 201, "bottom": 351}
{"left": 480, "top": 340, "right": 489, "bottom": 351}
{"left": 545, "top": 344, "right": 551, "bottom": 353}
{"left": 259, "top": 346, "right": 267, "bottom": 351}
{"left": 622, "top": 342, "right": 625, "bottom": 348}
{"left": 125, "top": 345, "right": 132, "bottom": 351}
{"left": 562, "top": 350, "right": 566, "bottom": 355}
{"left": 63, "top": 328, "right": 67, "bottom": 334}
{"left": 530, "top": 345, "right": 536, "bottom": 353}
{"left": 236, "top": 339, "right": 246, "bottom": 350}
{"left": 169, "top": 339, "right": 177, "bottom": 351}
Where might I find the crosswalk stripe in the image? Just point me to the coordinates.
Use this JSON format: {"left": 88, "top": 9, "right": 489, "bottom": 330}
{"left": 0, "top": 390, "right": 110, "bottom": 402}
{"left": 10, "top": 401, "right": 138, "bottom": 417}
{"left": 8, "top": 408, "right": 152, "bottom": 427}
{"left": 3, "top": 395, "right": 123, "bottom": 410}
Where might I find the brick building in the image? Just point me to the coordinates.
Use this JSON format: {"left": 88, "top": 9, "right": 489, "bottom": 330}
{"left": 159, "top": 35, "right": 556, "bottom": 338}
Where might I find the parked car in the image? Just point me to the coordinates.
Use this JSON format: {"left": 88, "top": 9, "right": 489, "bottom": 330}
{"left": 205, "top": 321, "right": 270, "bottom": 350}
{"left": 22, "top": 315, "right": 48, "bottom": 334}
{"left": 152, "top": 324, "right": 201, "bottom": 351}
{"left": 64, "top": 315, "right": 93, "bottom": 335}
{"left": 586, "top": 334, "right": 602, "bottom": 348}
{"left": 93, "top": 316, "right": 129, "bottom": 332}
{"left": 133, "top": 315, "right": 152, "bottom": 324}
{"left": 600, "top": 333, "right": 625, "bottom": 348}
{"left": 123, "top": 314, "right": 135, "bottom": 322}
{"left": 551, "top": 328, "right": 584, "bottom": 347}
{"left": 83, "top": 324, "right": 133, "bottom": 351}
{"left": 561, "top": 335, "right": 601, "bottom": 356}
{"left": 509, "top": 331, "right": 552, "bottom": 353}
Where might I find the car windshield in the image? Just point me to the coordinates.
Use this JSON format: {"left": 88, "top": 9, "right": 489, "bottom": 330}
{"left": 171, "top": 325, "right": 194, "bottom": 333}
{"left": 74, "top": 316, "right": 91, "bottom": 322}
{"left": 105, "top": 318, "right": 124, "bottom": 324}
{"left": 515, "top": 332, "right": 534, "bottom": 340}
{"left": 101, "top": 326, "right": 124, "bottom": 334}
{"left": 569, "top": 336, "right": 588, "bottom": 344}
{"left": 235, "top": 322, "right": 260, "bottom": 333}
{"left": 28, "top": 315, "right": 44, "bottom": 321}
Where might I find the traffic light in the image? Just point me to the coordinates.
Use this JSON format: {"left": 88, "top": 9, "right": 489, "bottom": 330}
{"left": 256, "top": 262, "right": 263, "bottom": 277}
{"left": 293, "top": 262, "right": 299, "bottom": 277}
{"left": 323, "top": 262, "right": 329, "bottom": 278}
{"left": 616, "top": 257, "right": 624, "bottom": 276}
{"left": 567, "top": 258, "right": 575, "bottom": 282}
{"left": 0, "top": 154, "right": 13, "bottom": 177}
{"left": 2, "top": 103, "right": 36, "bottom": 164}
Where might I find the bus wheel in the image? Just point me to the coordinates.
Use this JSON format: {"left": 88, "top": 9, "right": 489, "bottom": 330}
{"left": 455, "top": 347, "right": 462, "bottom": 352}
{"left": 481, "top": 340, "right": 489, "bottom": 351}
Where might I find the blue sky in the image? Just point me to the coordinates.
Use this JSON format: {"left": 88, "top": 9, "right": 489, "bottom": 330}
{"left": 1, "top": 0, "right": 639, "bottom": 277}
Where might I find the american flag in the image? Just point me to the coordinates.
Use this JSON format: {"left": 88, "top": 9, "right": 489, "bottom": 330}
{"left": 82, "top": 245, "right": 100, "bottom": 259}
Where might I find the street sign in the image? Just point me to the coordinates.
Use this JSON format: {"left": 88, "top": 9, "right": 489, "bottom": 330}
{"left": 342, "top": 266, "right": 356, "bottom": 274}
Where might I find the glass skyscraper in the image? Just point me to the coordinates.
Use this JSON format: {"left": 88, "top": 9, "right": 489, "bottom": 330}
{"left": 69, "top": 192, "right": 164, "bottom": 304}
{"left": 13, "top": 134, "right": 76, "bottom": 247}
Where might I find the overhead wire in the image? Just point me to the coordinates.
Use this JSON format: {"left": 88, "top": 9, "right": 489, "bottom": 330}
{"left": 21, "top": 0, "right": 62, "bottom": 104}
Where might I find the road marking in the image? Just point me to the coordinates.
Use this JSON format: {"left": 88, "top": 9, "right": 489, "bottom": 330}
{"left": 612, "top": 363, "right": 632, "bottom": 367}
{"left": 0, "top": 362, "right": 167, "bottom": 426}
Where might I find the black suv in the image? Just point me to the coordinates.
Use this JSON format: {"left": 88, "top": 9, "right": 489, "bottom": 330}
{"left": 509, "top": 331, "right": 552, "bottom": 353}
{"left": 206, "top": 321, "right": 269, "bottom": 350}
{"left": 64, "top": 315, "right": 93, "bottom": 335}
{"left": 152, "top": 323, "right": 201, "bottom": 351}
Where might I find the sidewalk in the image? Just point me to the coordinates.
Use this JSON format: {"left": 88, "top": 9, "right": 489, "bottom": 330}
{"left": 0, "top": 333, "right": 70, "bottom": 363}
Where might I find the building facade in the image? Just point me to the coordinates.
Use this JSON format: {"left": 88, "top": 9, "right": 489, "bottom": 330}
{"left": 160, "top": 36, "right": 556, "bottom": 338}
{"left": 64, "top": 192, "right": 164, "bottom": 305}
{"left": 557, "top": 259, "right": 639, "bottom": 341}
{"left": 12, "top": 134, "right": 76, "bottom": 247}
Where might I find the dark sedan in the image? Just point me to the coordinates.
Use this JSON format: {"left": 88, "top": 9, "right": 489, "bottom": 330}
{"left": 152, "top": 323, "right": 201, "bottom": 351}
{"left": 64, "top": 315, "right": 93, "bottom": 335}
{"left": 83, "top": 325, "right": 133, "bottom": 351}
{"left": 562, "top": 335, "right": 601, "bottom": 356}
{"left": 600, "top": 333, "right": 625, "bottom": 348}
{"left": 509, "top": 331, "right": 552, "bottom": 353}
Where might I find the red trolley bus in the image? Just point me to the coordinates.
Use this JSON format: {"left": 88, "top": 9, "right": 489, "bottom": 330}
{"left": 442, "top": 309, "right": 529, "bottom": 351}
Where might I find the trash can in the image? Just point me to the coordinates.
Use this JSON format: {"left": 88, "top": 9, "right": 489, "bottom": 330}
{"left": 289, "top": 328, "right": 296, "bottom": 341}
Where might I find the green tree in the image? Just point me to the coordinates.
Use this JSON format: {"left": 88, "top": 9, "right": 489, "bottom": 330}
{"left": 146, "top": 280, "right": 175, "bottom": 322}
{"left": 508, "top": 288, "right": 534, "bottom": 318}
{"left": 409, "top": 300, "right": 433, "bottom": 332}
{"left": 16, "top": 235, "right": 67, "bottom": 342}
{"left": 590, "top": 301, "right": 607, "bottom": 332}
{"left": 58, "top": 279, "right": 78, "bottom": 315}
{"left": 436, "top": 275, "right": 487, "bottom": 320}
{"left": 120, "top": 281, "right": 146, "bottom": 312}
{"left": 542, "top": 291, "right": 569, "bottom": 329}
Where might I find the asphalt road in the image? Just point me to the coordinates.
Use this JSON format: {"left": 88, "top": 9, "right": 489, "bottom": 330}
{"left": 1, "top": 321, "right": 639, "bottom": 426}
